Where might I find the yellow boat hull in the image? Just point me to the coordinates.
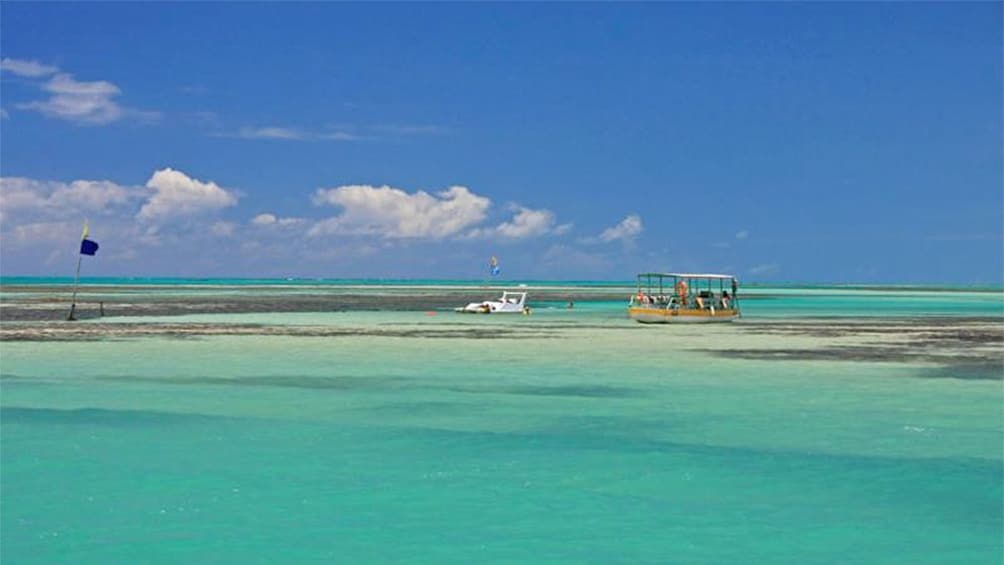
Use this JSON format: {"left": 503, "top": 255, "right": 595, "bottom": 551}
{"left": 627, "top": 306, "right": 739, "bottom": 324}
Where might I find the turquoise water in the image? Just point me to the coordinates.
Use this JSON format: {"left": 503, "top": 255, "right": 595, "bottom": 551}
{"left": 2, "top": 283, "right": 1002, "bottom": 563}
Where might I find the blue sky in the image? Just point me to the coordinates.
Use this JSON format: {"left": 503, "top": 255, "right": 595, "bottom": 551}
{"left": 1, "top": 3, "right": 1000, "bottom": 283}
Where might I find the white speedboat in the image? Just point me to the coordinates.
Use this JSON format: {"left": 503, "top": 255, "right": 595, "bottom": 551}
{"left": 455, "top": 291, "right": 530, "bottom": 314}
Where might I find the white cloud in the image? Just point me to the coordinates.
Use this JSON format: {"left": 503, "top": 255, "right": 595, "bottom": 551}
{"left": 318, "top": 131, "right": 359, "bottom": 141}
{"left": 18, "top": 73, "right": 125, "bottom": 125}
{"left": 238, "top": 127, "right": 304, "bottom": 140}
{"left": 11, "top": 221, "right": 79, "bottom": 244}
{"left": 309, "top": 184, "right": 490, "bottom": 239}
{"left": 252, "top": 213, "right": 304, "bottom": 227}
{"left": 599, "top": 214, "right": 643, "bottom": 243}
{"left": 210, "top": 221, "right": 236, "bottom": 237}
{"left": 252, "top": 213, "right": 278, "bottom": 225}
{"left": 468, "top": 205, "right": 571, "bottom": 239}
{"left": 0, "top": 179, "right": 48, "bottom": 215}
{"left": 0, "top": 170, "right": 248, "bottom": 271}
{"left": 1, "top": 58, "right": 58, "bottom": 77}
{"left": 138, "top": 168, "right": 238, "bottom": 221}
{"left": 0, "top": 177, "right": 139, "bottom": 222}
{"left": 554, "top": 223, "right": 573, "bottom": 235}
{"left": 49, "top": 180, "right": 135, "bottom": 210}
{"left": 735, "top": 230, "right": 749, "bottom": 240}
{"left": 227, "top": 124, "right": 447, "bottom": 142}
{"left": 496, "top": 207, "right": 558, "bottom": 238}
{"left": 6, "top": 59, "right": 156, "bottom": 125}
{"left": 232, "top": 126, "right": 360, "bottom": 141}
{"left": 0, "top": 108, "right": 8, "bottom": 119}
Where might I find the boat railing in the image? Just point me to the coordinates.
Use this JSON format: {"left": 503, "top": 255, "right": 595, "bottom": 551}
{"left": 631, "top": 293, "right": 736, "bottom": 311}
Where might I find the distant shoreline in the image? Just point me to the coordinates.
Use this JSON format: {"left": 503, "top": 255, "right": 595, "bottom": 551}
{"left": 2, "top": 277, "right": 1002, "bottom": 293}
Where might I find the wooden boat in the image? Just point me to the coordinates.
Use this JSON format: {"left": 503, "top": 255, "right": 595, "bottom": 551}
{"left": 627, "top": 273, "right": 740, "bottom": 323}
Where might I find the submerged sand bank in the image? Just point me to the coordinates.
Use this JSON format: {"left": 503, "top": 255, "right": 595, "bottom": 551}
{"left": 3, "top": 283, "right": 1001, "bottom": 380}
{"left": 2, "top": 313, "right": 1000, "bottom": 379}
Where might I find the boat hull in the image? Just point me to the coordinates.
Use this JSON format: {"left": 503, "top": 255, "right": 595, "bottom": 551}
{"left": 455, "top": 291, "right": 529, "bottom": 314}
{"left": 627, "top": 307, "right": 739, "bottom": 323}
{"left": 455, "top": 307, "right": 525, "bottom": 314}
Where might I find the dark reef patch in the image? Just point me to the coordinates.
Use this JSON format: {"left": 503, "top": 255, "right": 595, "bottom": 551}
{"left": 0, "top": 406, "right": 226, "bottom": 426}
{"left": 1, "top": 287, "right": 629, "bottom": 321}
{"left": 446, "top": 384, "right": 640, "bottom": 398}
{"left": 90, "top": 375, "right": 642, "bottom": 399}
{"left": 95, "top": 374, "right": 415, "bottom": 390}
{"left": 0, "top": 323, "right": 561, "bottom": 342}
{"left": 701, "top": 318, "right": 1003, "bottom": 379}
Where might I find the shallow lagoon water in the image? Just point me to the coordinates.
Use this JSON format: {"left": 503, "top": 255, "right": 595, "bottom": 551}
{"left": 1, "top": 283, "right": 1002, "bottom": 563}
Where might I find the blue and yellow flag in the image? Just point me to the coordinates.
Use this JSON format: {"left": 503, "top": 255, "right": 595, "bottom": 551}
{"left": 80, "top": 221, "right": 99, "bottom": 256}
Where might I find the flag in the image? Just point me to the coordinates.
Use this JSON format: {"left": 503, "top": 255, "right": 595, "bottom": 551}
{"left": 80, "top": 239, "right": 99, "bottom": 256}
{"left": 79, "top": 221, "right": 99, "bottom": 255}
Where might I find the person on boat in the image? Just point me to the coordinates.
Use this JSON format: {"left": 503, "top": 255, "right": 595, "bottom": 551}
{"left": 722, "top": 290, "right": 730, "bottom": 309}
{"left": 675, "top": 280, "right": 688, "bottom": 308}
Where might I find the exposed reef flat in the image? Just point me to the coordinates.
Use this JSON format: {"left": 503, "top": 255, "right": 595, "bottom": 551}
{"left": 0, "top": 322, "right": 562, "bottom": 341}
{"left": 698, "top": 318, "right": 1004, "bottom": 379}
{"left": 3, "top": 283, "right": 1001, "bottom": 381}
{"left": 0, "top": 284, "right": 633, "bottom": 321}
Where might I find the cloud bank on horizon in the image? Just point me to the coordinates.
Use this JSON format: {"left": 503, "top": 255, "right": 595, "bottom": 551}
{"left": 0, "top": 168, "right": 643, "bottom": 277}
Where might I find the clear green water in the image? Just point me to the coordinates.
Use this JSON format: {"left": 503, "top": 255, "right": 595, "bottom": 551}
{"left": 2, "top": 284, "right": 1002, "bottom": 563}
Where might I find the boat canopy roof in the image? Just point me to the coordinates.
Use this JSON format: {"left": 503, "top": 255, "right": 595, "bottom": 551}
{"left": 637, "top": 273, "right": 736, "bottom": 280}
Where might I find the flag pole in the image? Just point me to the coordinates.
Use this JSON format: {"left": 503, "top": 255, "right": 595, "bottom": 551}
{"left": 67, "top": 253, "right": 82, "bottom": 321}
{"left": 68, "top": 219, "right": 89, "bottom": 321}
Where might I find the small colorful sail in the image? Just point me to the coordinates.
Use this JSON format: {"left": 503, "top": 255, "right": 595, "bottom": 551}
{"left": 489, "top": 255, "right": 500, "bottom": 276}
